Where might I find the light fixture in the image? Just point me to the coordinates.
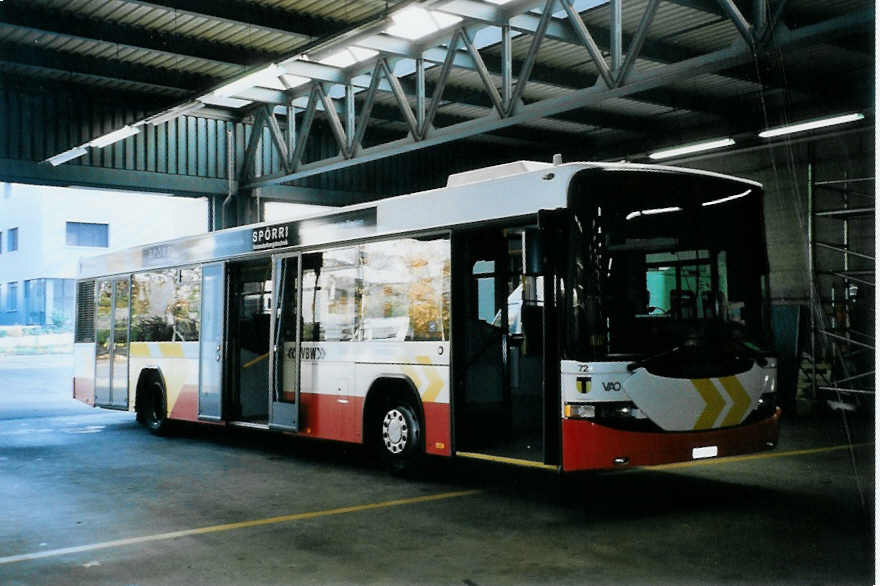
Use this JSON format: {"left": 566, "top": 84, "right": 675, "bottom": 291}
{"left": 702, "top": 188, "right": 752, "bottom": 207}
{"left": 384, "top": 6, "right": 462, "bottom": 40}
{"left": 648, "top": 138, "right": 735, "bottom": 160}
{"left": 211, "top": 64, "right": 284, "bottom": 98}
{"left": 46, "top": 147, "right": 88, "bottom": 166}
{"left": 625, "top": 206, "right": 683, "bottom": 221}
{"left": 758, "top": 113, "right": 864, "bottom": 138}
{"left": 145, "top": 101, "right": 205, "bottom": 126}
{"left": 89, "top": 125, "right": 140, "bottom": 148}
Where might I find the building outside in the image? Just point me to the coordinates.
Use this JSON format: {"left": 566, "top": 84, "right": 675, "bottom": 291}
{"left": 0, "top": 182, "right": 209, "bottom": 327}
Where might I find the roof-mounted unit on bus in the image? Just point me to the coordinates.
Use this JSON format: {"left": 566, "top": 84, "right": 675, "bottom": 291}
{"left": 446, "top": 160, "right": 553, "bottom": 188}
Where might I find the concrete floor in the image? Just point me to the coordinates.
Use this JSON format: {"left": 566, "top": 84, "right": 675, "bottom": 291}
{"left": 0, "top": 354, "right": 874, "bottom": 585}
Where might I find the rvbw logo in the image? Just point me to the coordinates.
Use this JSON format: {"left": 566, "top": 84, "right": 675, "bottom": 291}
{"left": 602, "top": 381, "right": 622, "bottom": 392}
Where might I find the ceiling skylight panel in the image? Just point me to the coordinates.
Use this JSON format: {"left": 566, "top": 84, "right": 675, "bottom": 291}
{"left": 384, "top": 6, "right": 462, "bottom": 40}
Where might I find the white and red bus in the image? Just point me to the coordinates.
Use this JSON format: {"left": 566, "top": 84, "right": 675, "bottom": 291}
{"left": 72, "top": 160, "right": 780, "bottom": 472}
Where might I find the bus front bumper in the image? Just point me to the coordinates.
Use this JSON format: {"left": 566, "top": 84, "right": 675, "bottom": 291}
{"left": 561, "top": 408, "right": 781, "bottom": 471}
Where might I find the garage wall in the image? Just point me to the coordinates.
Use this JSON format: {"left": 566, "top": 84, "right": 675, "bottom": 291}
{"left": 682, "top": 128, "right": 874, "bottom": 304}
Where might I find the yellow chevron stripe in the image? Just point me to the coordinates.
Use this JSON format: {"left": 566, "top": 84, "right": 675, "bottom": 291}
{"left": 692, "top": 378, "right": 725, "bottom": 430}
{"left": 400, "top": 364, "right": 422, "bottom": 393}
{"left": 416, "top": 356, "right": 444, "bottom": 402}
{"left": 719, "top": 375, "right": 751, "bottom": 426}
{"left": 157, "top": 342, "right": 185, "bottom": 358}
{"left": 129, "top": 342, "right": 151, "bottom": 358}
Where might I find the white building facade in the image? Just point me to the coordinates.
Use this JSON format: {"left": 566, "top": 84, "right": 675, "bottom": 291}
{"left": 0, "top": 182, "right": 208, "bottom": 326}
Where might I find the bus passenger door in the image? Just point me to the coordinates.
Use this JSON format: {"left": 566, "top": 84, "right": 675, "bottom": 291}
{"left": 109, "top": 278, "right": 130, "bottom": 409}
{"left": 94, "top": 277, "right": 130, "bottom": 409}
{"left": 94, "top": 280, "right": 113, "bottom": 407}
{"left": 269, "top": 255, "right": 299, "bottom": 431}
{"left": 198, "top": 262, "right": 225, "bottom": 421}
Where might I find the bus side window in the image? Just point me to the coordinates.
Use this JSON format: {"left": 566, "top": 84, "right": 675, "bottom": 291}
{"left": 473, "top": 260, "right": 497, "bottom": 326}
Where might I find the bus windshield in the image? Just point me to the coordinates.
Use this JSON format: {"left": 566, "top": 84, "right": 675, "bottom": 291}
{"left": 565, "top": 168, "right": 771, "bottom": 360}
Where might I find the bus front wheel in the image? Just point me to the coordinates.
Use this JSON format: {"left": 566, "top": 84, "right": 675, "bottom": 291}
{"left": 378, "top": 402, "right": 422, "bottom": 473}
{"left": 140, "top": 377, "right": 169, "bottom": 436}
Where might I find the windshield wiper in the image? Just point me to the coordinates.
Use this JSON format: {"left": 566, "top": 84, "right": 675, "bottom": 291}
{"left": 626, "top": 345, "right": 681, "bottom": 372}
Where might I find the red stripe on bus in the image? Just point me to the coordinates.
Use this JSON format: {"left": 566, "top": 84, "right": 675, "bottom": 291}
{"left": 168, "top": 384, "right": 199, "bottom": 422}
{"left": 299, "top": 393, "right": 364, "bottom": 443}
{"left": 423, "top": 402, "right": 451, "bottom": 456}
{"left": 73, "top": 377, "right": 94, "bottom": 406}
{"left": 297, "top": 393, "right": 451, "bottom": 455}
{"left": 561, "top": 409, "right": 780, "bottom": 471}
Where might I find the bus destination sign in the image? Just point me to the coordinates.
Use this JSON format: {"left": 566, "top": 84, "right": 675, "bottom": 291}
{"left": 251, "top": 209, "right": 377, "bottom": 251}
{"left": 252, "top": 224, "right": 291, "bottom": 250}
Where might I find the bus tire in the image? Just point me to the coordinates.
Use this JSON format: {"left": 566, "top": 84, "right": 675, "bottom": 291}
{"left": 377, "top": 401, "right": 422, "bottom": 474}
{"left": 141, "top": 375, "right": 169, "bottom": 436}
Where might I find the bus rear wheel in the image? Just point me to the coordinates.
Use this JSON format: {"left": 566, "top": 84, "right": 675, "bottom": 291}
{"left": 378, "top": 402, "right": 422, "bottom": 474}
{"left": 140, "top": 377, "right": 169, "bottom": 436}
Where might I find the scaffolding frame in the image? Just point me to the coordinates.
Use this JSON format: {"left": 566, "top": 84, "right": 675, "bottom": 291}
{"left": 807, "top": 163, "right": 875, "bottom": 405}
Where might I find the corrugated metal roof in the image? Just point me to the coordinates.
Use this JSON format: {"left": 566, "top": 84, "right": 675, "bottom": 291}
{"left": 1, "top": 0, "right": 870, "bottom": 170}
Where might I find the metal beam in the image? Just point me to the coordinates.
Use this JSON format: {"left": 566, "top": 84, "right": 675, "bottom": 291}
{"left": 315, "top": 83, "right": 352, "bottom": 158}
{"left": 460, "top": 29, "right": 506, "bottom": 118}
{"left": 617, "top": 0, "right": 660, "bottom": 86}
{"left": 714, "top": 0, "right": 755, "bottom": 45}
{"left": 815, "top": 241, "right": 875, "bottom": 261}
{"left": 380, "top": 58, "right": 422, "bottom": 140}
{"left": 508, "top": 0, "right": 555, "bottom": 115}
{"left": 263, "top": 106, "right": 291, "bottom": 170}
{"left": 243, "top": 9, "right": 869, "bottom": 189}
{"left": 240, "top": 107, "right": 268, "bottom": 179}
{"left": 819, "top": 330, "right": 875, "bottom": 351}
{"left": 560, "top": 0, "right": 613, "bottom": 88}
{"left": 610, "top": 0, "right": 623, "bottom": 73}
{"left": 0, "top": 156, "right": 362, "bottom": 204}
{"left": 290, "top": 85, "right": 319, "bottom": 171}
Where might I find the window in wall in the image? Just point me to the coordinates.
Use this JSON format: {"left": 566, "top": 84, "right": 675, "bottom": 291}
{"left": 24, "top": 279, "right": 46, "bottom": 325}
{"left": 8, "top": 228, "right": 17, "bottom": 252}
{"left": 7, "top": 282, "right": 18, "bottom": 312}
{"left": 130, "top": 267, "right": 201, "bottom": 342}
{"left": 66, "top": 222, "right": 109, "bottom": 247}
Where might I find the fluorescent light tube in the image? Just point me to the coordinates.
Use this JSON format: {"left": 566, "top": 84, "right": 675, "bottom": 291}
{"left": 758, "top": 113, "right": 864, "bottom": 138}
{"left": 702, "top": 189, "right": 752, "bottom": 207}
{"left": 46, "top": 147, "right": 88, "bottom": 166}
{"left": 649, "top": 138, "right": 735, "bottom": 160}
{"left": 89, "top": 125, "right": 140, "bottom": 148}
{"left": 145, "top": 101, "right": 205, "bottom": 126}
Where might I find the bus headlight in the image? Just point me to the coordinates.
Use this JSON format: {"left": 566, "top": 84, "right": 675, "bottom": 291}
{"left": 564, "top": 402, "right": 646, "bottom": 420}
{"left": 564, "top": 403, "right": 596, "bottom": 419}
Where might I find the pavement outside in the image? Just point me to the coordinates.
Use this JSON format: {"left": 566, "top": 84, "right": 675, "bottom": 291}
{"left": 0, "top": 354, "right": 874, "bottom": 585}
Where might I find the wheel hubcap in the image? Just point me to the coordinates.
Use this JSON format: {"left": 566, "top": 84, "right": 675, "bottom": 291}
{"left": 382, "top": 409, "right": 408, "bottom": 454}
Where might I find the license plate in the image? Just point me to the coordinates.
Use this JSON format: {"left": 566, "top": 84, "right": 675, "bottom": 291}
{"left": 692, "top": 446, "right": 718, "bottom": 459}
